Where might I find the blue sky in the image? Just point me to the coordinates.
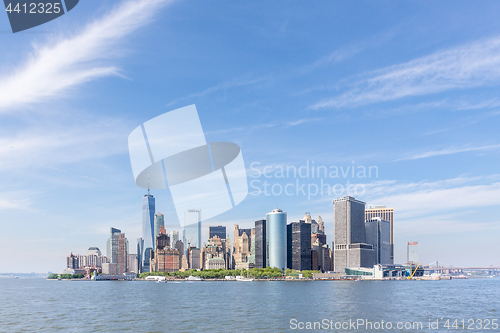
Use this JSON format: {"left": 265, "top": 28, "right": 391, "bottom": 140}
{"left": 1, "top": 0, "right": 500, "bottom": 272}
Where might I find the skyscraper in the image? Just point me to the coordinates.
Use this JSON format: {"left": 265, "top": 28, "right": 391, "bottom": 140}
{"left": 266, "top": 209, "right": 287, "bottom": 271}
{"left": 317, "top": 215, "right": 325, "bottom": 234}
{"left": 136, "top": 238, "right": 144, "bottom": 273}
{"left": 254, "top": 220, "right": 267, "bottom": 268}
{"left": 150, "top": 226, "right": 180, "bottom": 272}
{"left": 232, "top": 225, "right": 252, "bottom": 269}
{"left": 287, "top": 221, "right": 312, "bottom": 271}
{"left": 107, "top": 227, "right": 129, "bottom": 274}
{"left": 169, "top": 230, "right": 179, "bottom": 249}
{"left": 183, "top": 209, "right": 201, "bottom": 252}
{"left": 333, "top": 196, "right": 374, "bottom": 273}
{"left": 154, "top": 212, "right": 165, "bottom": 249}
{"left": 365, "top": 217, "right": 391, "bottom": 265}
{"left": 142, "top": 192, "right": 155, "bottom": 273}
{"left": 303, "top": 212, "right": 319, "bottom": 234}
{"left": 209, "top": 225, "right": 226, "bottom": 240}
{"left": 365, "top": 206, "right": 394, "bottom": 264}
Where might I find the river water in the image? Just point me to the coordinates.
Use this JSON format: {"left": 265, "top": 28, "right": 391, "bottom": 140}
{"left": 0, "top": 277, "right": 498, "bottom": 332}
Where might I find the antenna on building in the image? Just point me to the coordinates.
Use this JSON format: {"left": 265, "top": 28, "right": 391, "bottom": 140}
{"left": 148, "top": 173, "right": 150, "bottom": 196}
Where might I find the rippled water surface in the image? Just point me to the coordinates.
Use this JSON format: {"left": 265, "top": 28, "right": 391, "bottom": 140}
{"left": 0, "top": 278, "right": 499, "bottom": 332}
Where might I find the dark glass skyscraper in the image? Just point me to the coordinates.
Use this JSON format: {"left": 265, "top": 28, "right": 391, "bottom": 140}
{"left": 142, "top": 193, "right": 155, "bottom": 272}
{"left": 287, "top": 221, "right": 311, "bottom": 271}
{"left": 254, "top": 219, "right": 266, "bottom": 268}
{"left": 209, "top": 225, "right": 226, "bottom": 240}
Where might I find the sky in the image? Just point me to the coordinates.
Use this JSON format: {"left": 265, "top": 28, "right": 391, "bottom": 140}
{"left": 1, "top": 0, "right": 500, "bottom": 273}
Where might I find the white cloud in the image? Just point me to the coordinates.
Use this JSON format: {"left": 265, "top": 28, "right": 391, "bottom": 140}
{"left": 166, "top": 76, "right": 272, "bottom": 107}
{"left": 0, "top": 117, "right": 128, "bottom": 171}
{"left": 310, "top": 36, "right": 500, "bottom": 109}
{"left": 396, "top": 215, "right": 500, "bottom": 236}
{"left": 0, "top": 198, "right": 32, "bottom": 210}
{"left": 286, "top": 117, "right": 323, "bottom": 127}
{"left": 0, "top": 0, "right": 174, "bottom": 112}
{"left": 395, "top": 143, "right": 500, "bottom": 161}
{"left": 364, "top": 176, "right": 500, "bottom": 219}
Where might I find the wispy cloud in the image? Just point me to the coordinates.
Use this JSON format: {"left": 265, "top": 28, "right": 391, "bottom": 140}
{"left": 205, "top": 117, "right": 323, "bottom": 137}
{"left": 0, "top": 198, "right": 32, "bottom": 210}
{"left": 0, "top": 0, "right": 174, "bottom": 112}
{"left": 396, "top": 143, "right": 500, "bottom": 161}
{"left": 166, "top": 76, "right": 272, "bottom": 107}
{"left": 363, "top": 176, "right": 500, "bottom": 220}
{"left": 396, "top": 215, "right": 500, "bottom": 236}
{"left": 310, "top": 36, "right": 500, "bottom": 109}
{"left": 303, "top": 45, "right": 364, "bottom": 72}
{"left": 286, "top": 117, "right": 323, "bottom": 127}
{"left": 0, "top": 117, "right": 128, "bottom": 171}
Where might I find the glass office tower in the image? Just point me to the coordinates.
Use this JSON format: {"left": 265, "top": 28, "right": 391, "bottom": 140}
{"left": 266, "top": 209, "right": 287, "bottom": 271}
{"left": 209, "top": 225, "right": 226, "bottom": 240}
{"left": 183, "top": 209, "right": 201, "bottom": 253}
{"left": 153, "top": 212, "right": 165, "bottom": 249}
{"left": 142, "top": 194, "right": 155, "bottom": 272}
{"left": 254, "top": 220, "right": 266, "bottom": 268}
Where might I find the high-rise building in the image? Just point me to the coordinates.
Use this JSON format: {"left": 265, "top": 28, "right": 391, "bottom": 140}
{"left": 317, "top": 215, "right": 325, "bottom": 234}
{"left": 266, "top": 209, "right": 287, "bottom": 271}
{"left": 365, "top": 206, "right": 394, "bottom": 264}
{"left": 169, "top": 231, "right": 179, "bottom": 249}
{"left": 183, "top": 209, "right": 201, "bottom": 252}
{"left": 86, "top": 247, "right": 101, "bottom": 256}
{"left": 188, "top": 248, "right": 202, "bottom": 270}
{"left": 142, "top": 192, "right": 155, "bottom": 272}
{"left": 303, "top": 213, "right": 319, "bottom": 234}
{"left": 107, "top": 227, "right": 129, "bottom": 274}
{"left": 287, "top": 221, "right": 312, "bottom": 271}
{"left": 365, "top": 217, "right": 391, "bottom": 265}
{"left": 254, "top": 220, "right": 267, "bottom": 268}
{"left": 136, "top": 238, "right": 144, "bottom": 273}
{"left": 209, "top": 225, "right": 226, "bottom": 240}
{"left": 174, "top": 240, "right": 184, "bottom": 255}
{"left": 248, "top": 228, "right": 256, "bottom": 265}
{"left": 201, "top": 235, "right": 231, "bottom": 270}
{"left": 154, "top": 212, "right": 165, "bottom": 248}
{"left": 128, "top": 254, "right": 138, "bottom": 273}
{"left": 66, "top": 252, "right": 76, "bottom": 269}
{"left": 150, "top": 226, "right": 181, "bottom": 272}
{"left": 232, "top": 225, "right": 253, "bottom": 269}
{"left": 311, "top": 233, "right": 327, "bottom": 271}
{"left": 333, "top": 196, "right": 374, "bottom": 273}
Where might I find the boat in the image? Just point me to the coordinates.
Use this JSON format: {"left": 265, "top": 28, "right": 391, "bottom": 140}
{"left": 185, "top": 275, "right": 203, "bottom": 281}
{"left": 156, "top": 278, "right": 167, "bottom": 283}
{"left": 236, "top": 276, "right": 254, "bottom": 282}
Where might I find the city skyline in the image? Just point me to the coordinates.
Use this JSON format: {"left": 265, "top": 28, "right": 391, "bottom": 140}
{"left": 2, "top": 1, "right": 500, "bottom": 273}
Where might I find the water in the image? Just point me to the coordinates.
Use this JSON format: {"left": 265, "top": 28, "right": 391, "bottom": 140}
{"left": 0, "top": 278, "right": 499, "bottom": 332}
